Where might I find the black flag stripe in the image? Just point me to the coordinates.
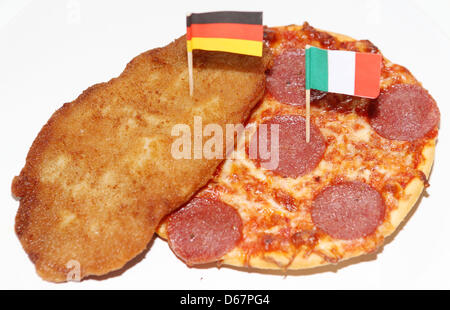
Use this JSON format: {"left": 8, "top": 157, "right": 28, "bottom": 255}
{"left": 187, "top": 11, "right": 262, "bottom": 27}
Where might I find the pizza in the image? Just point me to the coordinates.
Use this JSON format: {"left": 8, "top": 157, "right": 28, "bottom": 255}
{"left": 11, "top": 33, "right": 271, "bottom": 282}
{"left": 156, "top": 23, "right": 440, "bottom": 270}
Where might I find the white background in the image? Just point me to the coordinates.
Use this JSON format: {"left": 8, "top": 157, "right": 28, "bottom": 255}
{"left": 1, "top": 0, "right": 449, "bottom": 289}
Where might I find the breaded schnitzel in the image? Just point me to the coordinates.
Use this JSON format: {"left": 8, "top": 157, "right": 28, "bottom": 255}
{"left": 12, "top": 35, "right": 271, "bottom": 282}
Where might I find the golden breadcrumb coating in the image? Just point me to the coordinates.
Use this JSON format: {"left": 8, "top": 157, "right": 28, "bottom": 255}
{"left": 12, "top": 35, "right": 271, "bottom": 282}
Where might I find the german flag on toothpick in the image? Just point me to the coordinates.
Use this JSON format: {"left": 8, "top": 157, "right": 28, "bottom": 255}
{"left": 186, "top": 11, "right": 264, "bottom": 96}
{"left": 186, "top": 11, "right": 263, "bottom": 56}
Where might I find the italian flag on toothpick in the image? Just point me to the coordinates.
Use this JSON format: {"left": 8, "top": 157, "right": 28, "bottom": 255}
{"left": 304, "top": 46, "right": 382, "bottom": 142}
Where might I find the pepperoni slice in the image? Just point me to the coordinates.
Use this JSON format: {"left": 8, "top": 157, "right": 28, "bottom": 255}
{"left": 369, "top": 84, "right": 440, "bottom": 141}
{"left": 266, "top": 49, "right": 306, "bottom": 106}
{"left": 251, "top": 115, "right": 326, "bottom": 178}
{"left": 167, "top": 197, "right": 242, "bottom": 265}
{"left": 311, "top": 181, "right": 385, "bottom": 240}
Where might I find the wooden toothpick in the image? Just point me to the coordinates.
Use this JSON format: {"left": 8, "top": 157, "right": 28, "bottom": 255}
{"left": 306, "top": 88, "right": 310, "bottom": 143}
{"left": 187, "top": 50, "right": 194, "bottom": 97}
{"left": 305, "top": 45, "right": 311, "bottom": 143}
{"left": 186, "top": 13, "right": 194, "bottom": 96}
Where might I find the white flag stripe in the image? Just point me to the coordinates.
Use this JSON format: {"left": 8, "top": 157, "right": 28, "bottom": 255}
{"left": 328, "top": 50, "right": 355, "bottom": 95}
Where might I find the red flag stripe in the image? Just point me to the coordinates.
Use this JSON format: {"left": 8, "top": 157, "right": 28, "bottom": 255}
{"left": 354, "top": 52, "right": 382, "bottom": 98}
{"left": 187, "top": 23, "right": 263, "bottom": 41}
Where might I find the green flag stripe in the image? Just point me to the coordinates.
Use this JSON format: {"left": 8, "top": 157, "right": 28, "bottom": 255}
{"left": 306, "top": 47, "right": 328, "bottom": 92}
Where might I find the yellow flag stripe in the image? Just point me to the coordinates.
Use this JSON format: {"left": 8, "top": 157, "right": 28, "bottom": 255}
{"left": 187, "top": 37, "right": 262, "bottom": 56}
